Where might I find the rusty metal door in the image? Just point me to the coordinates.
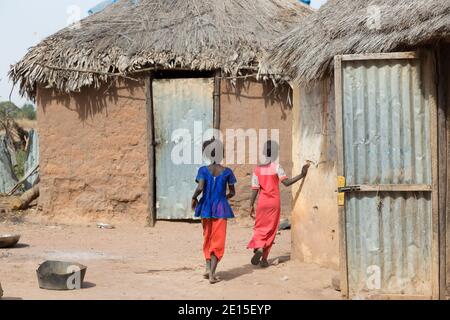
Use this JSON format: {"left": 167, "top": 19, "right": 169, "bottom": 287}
{"left": 335, "top": 52, "right": 439, "bottom": 299}
{"left": 153, "top": 78, "right": 214, "bottom": 220}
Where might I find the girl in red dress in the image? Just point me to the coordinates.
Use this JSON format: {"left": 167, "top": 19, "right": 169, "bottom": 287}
{"left": 248, "top": 140, "right": 310, "bottom": 268}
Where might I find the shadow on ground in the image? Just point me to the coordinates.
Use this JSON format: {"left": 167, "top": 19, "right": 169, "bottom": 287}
{"left": 82, "top": 282, "right": 97, "bottom": 289}
{"left": 8, "top": 243, "right": 30, "bottom": 249}
{"left": 218, "top": 254, "right": 291, "bottom": 281}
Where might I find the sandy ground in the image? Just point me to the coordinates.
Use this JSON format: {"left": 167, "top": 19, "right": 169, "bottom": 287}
{"left": 0, "top": 218, "right": 341, "bottom": 300}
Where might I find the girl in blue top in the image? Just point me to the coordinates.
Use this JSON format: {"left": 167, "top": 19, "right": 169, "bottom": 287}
{"left": 191, "top": 138, "right": 237, "bottom": 284}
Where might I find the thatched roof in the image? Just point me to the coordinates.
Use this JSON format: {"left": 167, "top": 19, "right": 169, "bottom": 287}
{"left": 9, "top": 0, "right": 312, "bottom": 99}
{"left": 261, "top": 0, "right": 450, "bottom": 83}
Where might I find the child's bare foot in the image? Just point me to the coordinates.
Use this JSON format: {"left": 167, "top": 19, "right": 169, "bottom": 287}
{"left": 209, "top": 275, "right": 222, "bottom": 284}
{"left": 251, "top": 248, "right": 264, "bottom": 266}
{"left": 260, "top": 259, "right": 269, "bottom": 268}
{"left": 203, "top": 260, "right": 211, "bottom": 279}
{"left": 209, "top": 254, "right": 220, "bottom": 284}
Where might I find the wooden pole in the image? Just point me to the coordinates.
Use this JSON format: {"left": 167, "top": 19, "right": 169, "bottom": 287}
{"left": 334, "top": 55, "right": 349, "bottom": 299}
{"left": 423, "top": 49, "right": 440, "bottom": 300}
{"left": 145, "top": 74, "right": 157, "bottom": 227}
{"left": 11, "top": 185, "right": 39, "bottom": 210}
{"left": 213, "top": 69, "right": 221, "bottom": 130}
{"left": 7, "top": 164, "right": 39, "bottom": 196}
{"left": 437, "top": 46, "right": 448, "bottom": 300}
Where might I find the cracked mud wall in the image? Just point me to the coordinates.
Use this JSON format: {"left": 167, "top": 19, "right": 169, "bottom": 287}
{"left": 36, "top": 79, "right": 149, "bottom": 223}
{"left": 291, "top": 78, "right": 339, "bottom": 270}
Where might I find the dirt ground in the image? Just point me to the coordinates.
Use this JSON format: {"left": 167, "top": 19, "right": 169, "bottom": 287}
{"left": 0, "top": 217, "right": 341, "bottom": 300}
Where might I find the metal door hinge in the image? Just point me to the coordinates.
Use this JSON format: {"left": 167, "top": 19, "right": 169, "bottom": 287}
{"left": 338, "top": 185, "right": 361, "bottom": 193}
{"left": 338, "top": 176, "right": 346, "bottom": 206}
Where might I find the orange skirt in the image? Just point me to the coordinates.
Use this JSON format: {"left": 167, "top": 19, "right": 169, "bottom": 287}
{"left": 202, "top": 219, "right": 227, "bottom": 261}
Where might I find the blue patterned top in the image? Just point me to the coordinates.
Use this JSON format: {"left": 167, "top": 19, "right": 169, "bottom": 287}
{"left": 194, "top": 166, "right": 237, "bottom": 219}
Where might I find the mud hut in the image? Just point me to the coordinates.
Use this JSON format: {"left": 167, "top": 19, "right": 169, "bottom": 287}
{"left": 9, "top": 0, "right": 312, "bottom": 224}
{"left": 261, "top": 0, "right": 450, "bottom": 299}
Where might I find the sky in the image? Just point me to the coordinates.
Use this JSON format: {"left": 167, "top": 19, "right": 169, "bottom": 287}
{"left": 0, "top": 0, "right": 328, "bottom": 106}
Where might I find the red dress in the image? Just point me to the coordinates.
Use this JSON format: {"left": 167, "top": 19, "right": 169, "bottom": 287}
{"left": 247, "top": 162, "right": 287, "bottom": 259}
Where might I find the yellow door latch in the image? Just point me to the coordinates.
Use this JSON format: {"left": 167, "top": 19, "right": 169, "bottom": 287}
{"left": 338, "top": 176, "right": 346, "bottom": 206}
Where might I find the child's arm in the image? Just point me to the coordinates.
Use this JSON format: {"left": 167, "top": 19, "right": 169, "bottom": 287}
{"left": 227, "top": 169, "right": 237, "bottom": 200}
{"left": 250, "top": 171, "right": 260, "bottom": 219}
{"left": 249, "top": 189, "right": 258, "bottom": 219}
{"left": 227, "top": 184, "right": 236, "bottom": 199}
{"left": 191, "top": 180, "right": 205, "bottom": 210}
{"left": 281, "top": 164, "right": 310, "bottom": 187}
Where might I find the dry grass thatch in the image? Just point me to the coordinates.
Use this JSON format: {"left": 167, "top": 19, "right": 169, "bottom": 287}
{"left": 9, "top": 0, "right": 312, "bottom": 99}
{"left": 260, "top": 0, "right": 450, "bottom": 83}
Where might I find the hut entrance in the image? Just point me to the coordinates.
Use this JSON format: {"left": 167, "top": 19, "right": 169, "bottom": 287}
{"left": 152, "top": 77, "right": 214, "bottom": 220}
{"left": 335, "top": 52, "right": 439, "bottom": 299}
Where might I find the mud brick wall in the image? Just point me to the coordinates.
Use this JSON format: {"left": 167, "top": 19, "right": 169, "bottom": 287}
{"left": 35, "top": 77, "right": 293, "bottom": 223}
{"left": 220, "top": 79, "right": 293, "bottom": 218}
{"left": 36, "top": 80, "right": 149, "bottom": 223}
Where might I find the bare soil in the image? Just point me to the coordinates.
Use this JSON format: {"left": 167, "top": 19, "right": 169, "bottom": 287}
{"left": 0, "top": 216, "right": 340, "bottom": 300}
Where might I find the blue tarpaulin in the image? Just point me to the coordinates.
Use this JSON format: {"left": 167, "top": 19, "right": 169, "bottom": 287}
{"left": 24, "top": 129, "right": 39, "bottom": 189}
{"left": 88, "top": 0, "right": 118, "bottom": 15}
{"left": 0, "top": 136, "right": 17, "bottom": 194}
{"left": 88, "top": 0, "right": 140, "bottom": 15}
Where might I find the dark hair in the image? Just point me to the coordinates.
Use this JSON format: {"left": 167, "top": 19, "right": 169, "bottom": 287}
{"left": 203, "top": 137, "right": 224, "bottom": 163}
{"left": 263, "top": 140, "right": 279, "bottom": 160}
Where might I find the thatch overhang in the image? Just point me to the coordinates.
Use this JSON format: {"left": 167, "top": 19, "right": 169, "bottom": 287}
{"left": 9, "top": 0, "right": 312, "bottom": 100}
{"left": 260, "top": 0, "right": 450, "bottom": 84}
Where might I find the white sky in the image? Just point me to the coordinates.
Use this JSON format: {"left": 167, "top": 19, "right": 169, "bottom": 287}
{"left": 0, "top": 0, "right": 328, "bottom": 106}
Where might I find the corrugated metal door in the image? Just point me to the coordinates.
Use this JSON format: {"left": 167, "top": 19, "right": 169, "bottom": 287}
{"left": 153, "top": 78, "right": 214, "bottom": 219}
{"left": 335, "top": 52, "right": 438, "bottom": 299}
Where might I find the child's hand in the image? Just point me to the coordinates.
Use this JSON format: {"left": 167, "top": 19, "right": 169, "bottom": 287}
{"left": 301, "top": 163, "right": 311, "bottom": 176}
{"left": 191, "top": 198, "right": 198, "bottom": 211}
{"left": 250, "top": 205, "right": 256, "bottom": 220}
